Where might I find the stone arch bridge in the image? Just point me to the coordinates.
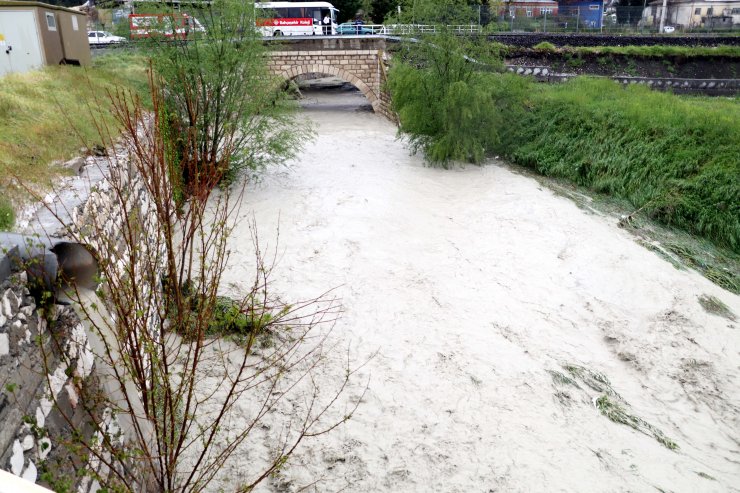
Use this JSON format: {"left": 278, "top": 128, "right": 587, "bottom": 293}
{"left": 265, "top": 37, "right": 395, "bottom": 120}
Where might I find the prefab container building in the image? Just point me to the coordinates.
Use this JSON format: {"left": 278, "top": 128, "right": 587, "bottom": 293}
{"left": 0, "top": 1, "right": 90, "bottom": 77}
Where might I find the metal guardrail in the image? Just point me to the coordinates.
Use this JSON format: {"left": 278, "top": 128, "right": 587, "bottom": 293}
{"left": 338, "top": 24, "right": 483, "bottom": 35}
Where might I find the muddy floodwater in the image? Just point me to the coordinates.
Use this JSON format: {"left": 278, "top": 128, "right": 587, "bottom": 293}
{"left": 220, "top": 86, "right": 740, "bottom": 492}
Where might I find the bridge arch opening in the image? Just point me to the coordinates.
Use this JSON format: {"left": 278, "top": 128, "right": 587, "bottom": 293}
{"left": 279, "top": 65, "right": 381, "bottom": 113}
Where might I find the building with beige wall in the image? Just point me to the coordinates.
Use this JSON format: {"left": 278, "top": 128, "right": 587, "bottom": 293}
{"left": 0, "top": 1, "right": 90, "bottom": 77}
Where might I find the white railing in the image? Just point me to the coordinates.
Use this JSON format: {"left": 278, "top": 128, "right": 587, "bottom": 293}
{"left": 335, "top": 24, "right": 483, "bottom": 36}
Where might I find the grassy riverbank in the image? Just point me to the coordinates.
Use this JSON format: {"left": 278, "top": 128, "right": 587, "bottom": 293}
{"left": 0, "top": 53, "right": 148, "bottom": 229}
{"left": 390, "top": 58, "right": 739, "bottom": 255}
{"left": 499, "top": 77, "right": 739, "bottom": 254}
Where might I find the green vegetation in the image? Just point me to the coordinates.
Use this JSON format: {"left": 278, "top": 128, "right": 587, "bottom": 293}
{"left": 505, "top": 44, "right": 740, "bottom": 58}
{"left": 532, "top": 41, "right": 557, "bottom": 53}
{"left": 564, "top": 364, "right": 620, "bottom": 398}
{"left": 0, "top": 196, "right": 14, "bottom": 231}
{"left": 546, "top": 369, "right": 580, "bottom": 388}
{"left": 566, "top": 44, "right": 740, "bottom": 58}
{"left": 141, "top": 0, "right": 307, "bottom": 189}
{"left": 0, "top": 53, "right": 148, "bottom": 212}
{"left": 388, "top": 32, "right": 506, "bottom": 166}
{"left": 505, "top": 78, "right": 740, "bottom": 253}
{"left": 208, "top": 296, "right": 283, "bottom": 345}
{"left": 390, "top": 48, "right": 740, "bottom": 253}
{"left": 596, "top": 395, "right": 679, "bottom": 450}
{"left": 552, "top": 364, "right": 678, "bottom": 451}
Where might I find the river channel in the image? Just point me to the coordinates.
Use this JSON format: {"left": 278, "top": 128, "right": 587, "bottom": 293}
{"left": 218, "top": 85, "right": 740, "bottom": 493}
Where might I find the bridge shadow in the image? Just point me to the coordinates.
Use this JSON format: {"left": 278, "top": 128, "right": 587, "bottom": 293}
{"left": 294, "top": 74, "right": 375, "bottom": 113}
{"left": 278, "top": 66, "right": 380, "bottom": 113}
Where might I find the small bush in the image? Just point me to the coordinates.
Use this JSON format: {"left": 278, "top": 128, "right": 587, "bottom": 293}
{"left": 533, "top": 41, "right": 557, "bottom": 53}
{"left": 389, "top": 33, "right": 505, "bottom": 167}
{"left": 0, "top": 197, "right": 14, "bottom": 231}
{"left": 209, "top": 296, "right": 264, "bottom": 336}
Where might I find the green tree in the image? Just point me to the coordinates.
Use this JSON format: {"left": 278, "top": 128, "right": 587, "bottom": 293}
{"left": 369, "top": 0, "right": 397, "bottom": 23}
{"left": 141, "top": 0, "right": 309, "bottom": 190}
{"left": 393, "top": 0, "right": 478, "bottom": 24}
{"left": 388, "top": 32, "right": 507, "bottom": 166}
{"left": 333, "top": 0, "right": 364, "bottom": 22}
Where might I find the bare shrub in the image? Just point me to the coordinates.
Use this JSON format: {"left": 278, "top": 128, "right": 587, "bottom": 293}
{"left": 23, "top": 64, "right": 362, "bottom": 493}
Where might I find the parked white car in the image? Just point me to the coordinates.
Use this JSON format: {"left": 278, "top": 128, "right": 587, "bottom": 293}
{"left": 87, "top": 31, "right": 127, "bottom": 46}
{"left": 663, "top": 25, "right": 676, "bottom": 33}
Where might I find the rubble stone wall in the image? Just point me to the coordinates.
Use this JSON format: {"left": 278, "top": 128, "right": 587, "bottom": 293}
{"left": 0, "top": 156, "right": 164, "bottom": 491}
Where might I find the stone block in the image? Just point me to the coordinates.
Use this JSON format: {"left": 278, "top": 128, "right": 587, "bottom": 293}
{"left": 0, "top": 333, "right": 8, "bottom": 356}
{"left": 62, "top": 157, "right": 86, "bottom": 175}
{"left": 21, "top": 434, "right": 33, "bottom": 451}
{"left": 22, "top": 460, "right": 37, "bottom": 483}
{"left": 10, "top": 439, "right": 23, "bottom": 475}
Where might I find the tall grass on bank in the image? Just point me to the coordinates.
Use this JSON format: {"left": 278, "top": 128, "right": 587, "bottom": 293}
{"left": 390, "top": 66, "right": 739, "bottom": 252}
{"left": 504, "top": 78, "right": 740, "bottom": 253}
{"left": 0, "top": 54, "right": 148, "bottom": 197}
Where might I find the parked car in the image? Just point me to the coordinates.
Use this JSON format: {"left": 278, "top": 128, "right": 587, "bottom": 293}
{"left": 663, "top": 25, "right": 676, "bottom": 33}
{"left": 87, "top": 31, "right": 127, "bottom": 46}
{"left": 336, "top": 22, "right": 372, "bottom": 35}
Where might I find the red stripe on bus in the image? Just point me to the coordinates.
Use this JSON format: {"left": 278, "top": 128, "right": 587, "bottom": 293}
{"left": 257, "top": 17, "right": 313, "bottom": 27}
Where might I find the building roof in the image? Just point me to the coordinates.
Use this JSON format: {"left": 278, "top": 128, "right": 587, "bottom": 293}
{"left": 647, "top": 0, "right": 740, "bottom": 4}
{"left": 0, "top": 1, "right": 88, "bottom": 15}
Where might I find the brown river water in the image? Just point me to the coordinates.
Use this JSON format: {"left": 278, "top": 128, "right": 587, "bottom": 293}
{"left": 212, "top": 86, "right": 740, "bottom": 493}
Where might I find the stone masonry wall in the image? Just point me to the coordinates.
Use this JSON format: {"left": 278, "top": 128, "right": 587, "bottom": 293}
{"left": 0, "top": 274, "right": 98, "bottom": 490}
{"left": 0, "top": 151, "right": 164, "bottom": 491}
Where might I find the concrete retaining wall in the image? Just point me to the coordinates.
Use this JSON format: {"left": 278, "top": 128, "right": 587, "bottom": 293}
{"left": 506, "top": 65, "right": 740, "bottom": 95}
{"left": 489, "top": 33, "right": 740, "bottom": 47}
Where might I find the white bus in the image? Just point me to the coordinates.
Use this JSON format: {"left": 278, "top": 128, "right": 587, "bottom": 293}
{"left": 255, "top": 1, "right": 338, "bottom": 36}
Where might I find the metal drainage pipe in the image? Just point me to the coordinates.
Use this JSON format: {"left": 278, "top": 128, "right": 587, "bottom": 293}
{"left": 0, "top": 233, "right": 99, "bottom": 301}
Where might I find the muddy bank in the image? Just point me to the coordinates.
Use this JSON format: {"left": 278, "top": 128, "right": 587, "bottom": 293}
{"left": 215, "top": 88, "right": 740, "bottom": 493}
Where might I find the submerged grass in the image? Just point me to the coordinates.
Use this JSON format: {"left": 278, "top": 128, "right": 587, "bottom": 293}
{"left": 526, "top": 166, "right": 740, "bottom": 293}
{"left": 698, "top": 294, "right": 736, "bottom": 320}
{"left": 552, "top": 364, "right": 679, "bottom": 451}
{"left": 596, "top": 395, "right": 679, "bottom": 450}
{"left": 564, "top": 364, "right": 621, "bottom": 399}
{"left": 0, "top": 53, "right": 149, "bottom": 214}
